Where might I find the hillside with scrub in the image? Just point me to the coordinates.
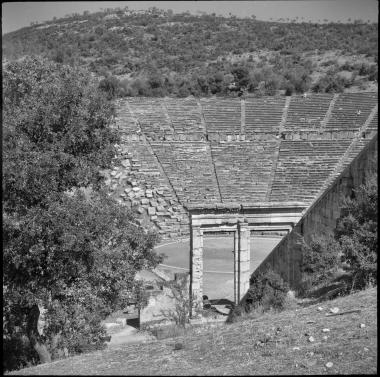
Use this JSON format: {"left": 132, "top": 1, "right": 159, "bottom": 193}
{"left": 7, "top": 287, "right": 377, "bottom": 375}
{"left": 2, "top": 7, "right": 378, "bottom": 98}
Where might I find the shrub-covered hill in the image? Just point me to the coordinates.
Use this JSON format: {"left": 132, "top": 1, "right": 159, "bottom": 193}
{"left": 3, "top": 7, "right": 378, "bottom": 97}
{"left": 8, "top": 287, "right": 377, "bottom": 375}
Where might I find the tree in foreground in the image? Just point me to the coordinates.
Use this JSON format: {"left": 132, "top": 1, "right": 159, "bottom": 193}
{"left": 3, "top": 57, "right": 161, "bottom": 372}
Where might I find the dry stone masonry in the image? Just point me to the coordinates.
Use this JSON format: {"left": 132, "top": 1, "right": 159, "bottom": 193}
{"left": 105, "top": 137, "right": 189, "bottom": 240}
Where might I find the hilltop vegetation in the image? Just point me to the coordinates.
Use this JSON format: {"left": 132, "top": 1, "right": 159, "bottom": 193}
{"left": 3, "top": 7, "right": 378, "bottom": 98}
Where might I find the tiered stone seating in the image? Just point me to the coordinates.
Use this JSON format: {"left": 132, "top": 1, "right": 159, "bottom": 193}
{"left": 150, "top": 141, "right": 220, "bottom": 204}
{"left": 212, "top": 141, "right": 278, "bottom": 202}
{"left": 270, "top": 140, "right": 352, "bottom": 203}
{"left": 110, "top": 92, "right": 376, "bottom": 236}
{"left": 325, "top": 92, "right": 378, "bottom": 132}
{"left": 200, "top": 98, "right": 241, "bottom": 134}
{"left": 106, "top": 140, "right": 190, "bottom": 239}
{"left": 113, "top": 98, "right": 140, "bottom": 134}
{"left": 127, "top": 98, "right": 173, "bottom": 139}
{"left": 245, "top": 97, "right": 285, "bottom": 135}
{"left": 164, "top": 97, "right": 205, "bottom": 135}
{"left": 283, "top": 94, "right": 334, "bottom": 132}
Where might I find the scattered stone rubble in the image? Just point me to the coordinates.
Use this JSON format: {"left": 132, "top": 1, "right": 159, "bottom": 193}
{"left": 104, "top": 141, "right": 189, "bottom": 240}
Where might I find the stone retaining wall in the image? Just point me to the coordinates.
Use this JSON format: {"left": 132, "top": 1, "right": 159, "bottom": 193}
{"left": 251, "top": 135, "right": 377, "bottom": 290}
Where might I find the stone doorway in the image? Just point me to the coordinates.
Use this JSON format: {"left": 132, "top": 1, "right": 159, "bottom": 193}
{"left": 187, "top": 202, "right": 306, "bottom": 318}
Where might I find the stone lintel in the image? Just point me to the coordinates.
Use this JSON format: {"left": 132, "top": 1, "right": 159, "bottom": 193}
{"left": 187, "top": 201, "right": 306, "bottom": 212}
{"left": 192, "top": 208, "right": 304, "bottom": 219}
{"left": 191, "top": 214, "right": 302, "bottom": 227}
{"left": 250, "top": 224, "right": 292, "bottom": 231}
{"left": 203, "top": 226, "right": 237, "bottom": 233}
{"left": 240, "top": 201, "right": 306, "bottom": 209}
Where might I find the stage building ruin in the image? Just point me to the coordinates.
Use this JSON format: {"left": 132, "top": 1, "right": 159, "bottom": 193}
{"left": 187, "top": 202, "right": 306, "bottom": 315}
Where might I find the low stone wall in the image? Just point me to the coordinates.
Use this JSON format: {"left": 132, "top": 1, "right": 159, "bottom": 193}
{"left": 252, "top": 135, "right": 377, "bottom": 291}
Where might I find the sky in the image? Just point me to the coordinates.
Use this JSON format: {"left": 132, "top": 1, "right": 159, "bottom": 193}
{"left": 2, "top": 1, "right": 378, "bottom": 35}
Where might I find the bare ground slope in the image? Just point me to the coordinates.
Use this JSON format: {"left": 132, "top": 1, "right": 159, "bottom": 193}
{"left": 9, "top": 287, "right": 377, "bottom": 375}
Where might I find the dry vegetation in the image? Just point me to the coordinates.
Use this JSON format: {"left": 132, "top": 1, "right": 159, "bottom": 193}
{"left": 2, "top": 7, "right": 378, "bottom": 98}
{"left": 9, "top": 287, "right": 377, "bottom": 375}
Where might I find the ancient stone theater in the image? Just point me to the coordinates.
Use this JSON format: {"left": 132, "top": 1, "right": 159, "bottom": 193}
{"left": 105, "top": 92, "right": 378, "bottom": 314}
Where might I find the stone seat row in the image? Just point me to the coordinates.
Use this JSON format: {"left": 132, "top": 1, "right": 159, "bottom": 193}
{"left": 112, "top": 135, "right": 376, "bottom": 234}
{"left": 114, "top": 92, "right": 377, "bottom": 138}
{"left": 284, "top": 95, "right": 333, "bottom": 131}
{"left": 324, "top": 93, "right": 377, "bottom": 131}
{"left": 211, "top": 141, "right": 277, "bottom": 202}
{"left": 150, "top": 141, "right": 221, "bottom": 204}
{"left": 269, "top": 140, "right": 353, "bottom": 203}
{"left": 366, "top": 113, "right": 378, "bottom": 132}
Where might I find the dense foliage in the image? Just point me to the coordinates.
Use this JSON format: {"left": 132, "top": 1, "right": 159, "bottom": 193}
{"left": 3, "top": 7, "right": 378, "bottom": 98}
{"left": 300, "top": 237, "right": 342, "bottom": 293}
{"left": 3, "top": 57, "right": 161, "bottom": 372}
{"left": 228, "top": 269, "right": 289, "bottom": 323}
{"left": 244, "top": 270, "right": 290, "bottom": 312}
{"left": 301, "top": 173, "right": 377, "bottom": 296}
{"left": 334, "top": 173, "right": 377, "bottom": 289}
